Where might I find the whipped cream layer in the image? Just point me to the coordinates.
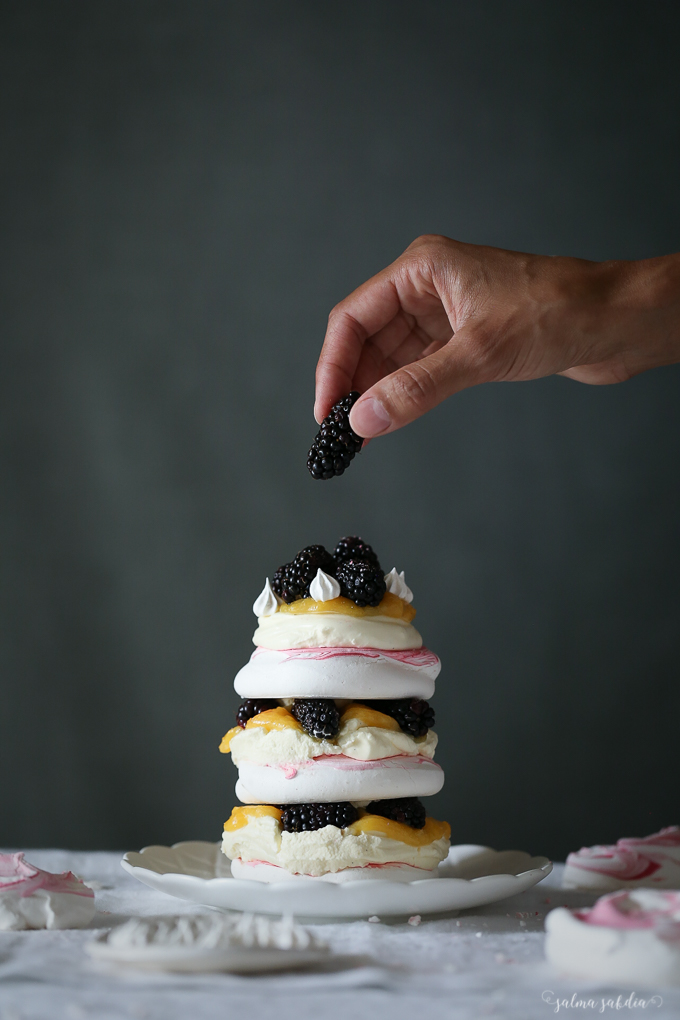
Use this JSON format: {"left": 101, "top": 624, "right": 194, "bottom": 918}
{"left": 253, "top": 612, "right": 422, "bottom": 650}
{"left": 546, "top": 890, "right": 680, "bottom": 987}
{"left": 235, "top": 755, "right": 444, "bottom": 804}
{"left": 222, "top": 813, "right": 450, "bottom": 878}
{"left": 226, "top": 717, "right": 437, "bottom": 766}
{"left": 235, "top": 647, "right": 439, "bottom": 700}
{"left": 230, "top": 859, "right": 433, "bottom": 884}
{"left": 563, "top": 826, "right": 680, "bottom": 891}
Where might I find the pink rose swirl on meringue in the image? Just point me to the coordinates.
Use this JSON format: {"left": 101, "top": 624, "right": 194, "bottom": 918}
{"left": 575, "top": 890, "right": 680, "bottom": 938}
{"left": 252, "top": 646, "right": 440, "bottom": 668}
{"left": 566, "top": 827, "right": 680, "bottom": 882}
{"left": 0, "top": 853, "right": 94, "bottom": 899}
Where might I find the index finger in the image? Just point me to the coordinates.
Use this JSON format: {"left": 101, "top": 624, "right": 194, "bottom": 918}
{"left": 314, "top": 269, "right": 401, "bottom": 423}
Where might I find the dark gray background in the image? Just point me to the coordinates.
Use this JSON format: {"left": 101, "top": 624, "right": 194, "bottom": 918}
{"left": 1, "top": 1, "right": 678, "bottom": 861}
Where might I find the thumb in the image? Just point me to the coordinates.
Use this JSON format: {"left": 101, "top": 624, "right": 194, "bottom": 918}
{"left": 348, "top": 332, "right": 483, "bottom": 438}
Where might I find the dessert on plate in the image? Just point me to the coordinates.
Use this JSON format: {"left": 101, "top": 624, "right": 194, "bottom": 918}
{"left": 219, "top": 537, "right": 450, "bottom": 882}
{"left": 223, "top": 802, "right": 451, "bottom": 883}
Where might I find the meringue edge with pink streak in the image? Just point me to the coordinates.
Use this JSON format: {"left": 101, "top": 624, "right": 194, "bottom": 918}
{"left": 262, "top": 647, "right": 440, "bottom": 668}
{"left": 563, "top": 826, "right": 680, "bottom": 889}
{"left": 576, "top": 889, "right": 680, "bottom": 932}
{"left": 0, "top": 853, "right": 94, "bottom": 899}
{"left": 236, "top": 645, "right": 440, "bottom": 700}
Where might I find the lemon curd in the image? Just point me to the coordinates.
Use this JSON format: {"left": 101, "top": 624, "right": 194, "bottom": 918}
{"left": 224, "top": 805, "right": 282, "bottom": 831}
{"left": 219, "top": 707, "right": 302, "bottom": 753}
{"left": 347, "top": 814, "right": 451, "bottom": 847}
{"left": 223, "top": 803, "right": 449, "bottom": 847}
{"left": 277, "top": 591, "right": 416, "bottom": 623}
{"left": 339, "top": 704, "right": 400, "bottom": 732}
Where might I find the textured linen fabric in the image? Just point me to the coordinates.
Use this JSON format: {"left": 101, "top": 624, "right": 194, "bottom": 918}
{"left": 1, "top": 851, "right": 679, "bottom": 1019}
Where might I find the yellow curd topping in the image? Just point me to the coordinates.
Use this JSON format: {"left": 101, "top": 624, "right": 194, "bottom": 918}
{"left": 219, "top": 707, "right": 302, "bottom": 753}
{"left": 277, "top": 591, "right": 416, "bottom": 623}
{"left": 224, "top": 805, "right": 282, "bottom": 831}
{"left": 223, "top": 803, "right": 450, "bottom": 846}
{"left": 219, "top": 726, "right": 241, "bottom": 753}
{"left": 244, "top": 707, "right": 302, "bottom": 732}
{"left": 346, "top": 814, "right": 451, "bottom": 847}
{"left": 339, "top": 704, "right": 400, "bottom": 732}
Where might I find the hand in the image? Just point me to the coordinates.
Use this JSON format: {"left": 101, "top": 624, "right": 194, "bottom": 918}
{"left": 314, "top": 234, "right": 680, "bottom": 437}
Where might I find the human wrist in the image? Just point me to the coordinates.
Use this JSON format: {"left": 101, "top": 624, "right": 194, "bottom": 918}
{"left": 603, "top": 254, "right": 680, "bottom": 370}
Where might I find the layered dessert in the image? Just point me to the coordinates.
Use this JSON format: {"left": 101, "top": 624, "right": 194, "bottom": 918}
{"left": 220, "top": 537, "right": 450, "bottom": 881}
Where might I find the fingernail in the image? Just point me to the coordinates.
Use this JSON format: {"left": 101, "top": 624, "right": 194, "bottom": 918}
{"left": 350, "top": 397, "right": 391, "bottom": 437}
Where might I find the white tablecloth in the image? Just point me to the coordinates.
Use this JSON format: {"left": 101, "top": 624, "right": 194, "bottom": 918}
{"left": 1, "top": 850, "right": 678, "bottom": 1020}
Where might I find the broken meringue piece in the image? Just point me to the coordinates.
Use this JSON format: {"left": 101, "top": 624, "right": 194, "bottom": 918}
{"left": 86, "top": 913, "right": 328, "bottom": 972}
{"left": 563, "top": 826, "right": 680, "bottom": 890}
{"left": 0, "top": 852, "right": 95, "bottom": 930}
{"left": 546, "top": 889, "right": 680, "bottom": 987}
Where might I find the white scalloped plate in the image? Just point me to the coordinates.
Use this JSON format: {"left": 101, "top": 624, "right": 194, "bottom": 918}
{"left": 122, "top": 841, "right": 552, "bottom": 919}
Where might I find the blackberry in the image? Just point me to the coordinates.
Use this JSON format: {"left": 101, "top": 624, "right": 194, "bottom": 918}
{"left": 307, "top": 392, "right": 363, "bottom": 480}
{"left": 335, "top": 559, "right": 386, "bottom": 608}
{"left": 366, "top": 797, "right": 427, "bottom": 829}
{"left": 291, "top": 698, "right": 340, "bottom": 739}
{"left": 333, "top": 536, "right": 382, "bottom": 572}
{"left": 361, "top": 698, "right": 435, "bottom": 737}
{"left": 236, "top": 698, "right": 279, "bottom": 728}
{"left": 271, "top": 544, "right": 335, "bottom": 603}
{"left": 279, "top": 802, "right": 359, "bottom": 832}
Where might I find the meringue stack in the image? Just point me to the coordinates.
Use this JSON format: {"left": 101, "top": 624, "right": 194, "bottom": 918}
{"left": 219, "top": 539, "right": 451, "bottom": 883}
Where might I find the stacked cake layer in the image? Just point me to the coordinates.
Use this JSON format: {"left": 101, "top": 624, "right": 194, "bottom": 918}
{"left": 220, "top": 538, "right": 450, "bottom": 882}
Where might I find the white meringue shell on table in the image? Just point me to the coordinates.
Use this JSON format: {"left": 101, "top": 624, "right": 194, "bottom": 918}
{"left": 235, "top": 754, "right": 444, "bottom": 804}
{"left": 0, "top": 852, "right": 95, "bottom": 931}
{"left": 235, "top": 646, "right": 440, "bottom": 700}
{"left": 545, "top": 889, "right": 680, "bottom": 987}
{"left": 86, "top": 912, "right": 328, "bottom": 973}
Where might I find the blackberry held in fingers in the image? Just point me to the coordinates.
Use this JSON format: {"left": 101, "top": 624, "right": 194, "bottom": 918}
{"left": 335, "top": 559, "right": 387, "bottom": 608}
{"left": 236, "top": 699, "right": 279, "bottom": 728}
{"left": 307, "top": 392, "right": 363, "bottom": 479}
{"left": 365, "top": 797, "right": 427, "bottom": 829}
{"left": 279, "top": 802, "right": 359, "bottom": 832}
{"left": 333, "top": 536, "right": 382, "bottom": 572}
{"left": 361, "top": 698, "right": 435, "bottom": 737}
{"left": 291, "top": 698, "right": 340, "bottom": 739}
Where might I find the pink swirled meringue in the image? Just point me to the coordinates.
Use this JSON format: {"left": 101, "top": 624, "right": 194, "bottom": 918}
{"left": 562, "top": 826, "right": 680, "bottom": 891}
{"left": 235, "top": 646, "right": 440, "bottom": 700}
{"left": 546, "top": 889, "right": 680, "bottom": 986}
{"left": 577, "top": 889, "right": 680, "bottom": 932}
{"left": 0, "top": 852, "right": 95, "bottom": 930}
